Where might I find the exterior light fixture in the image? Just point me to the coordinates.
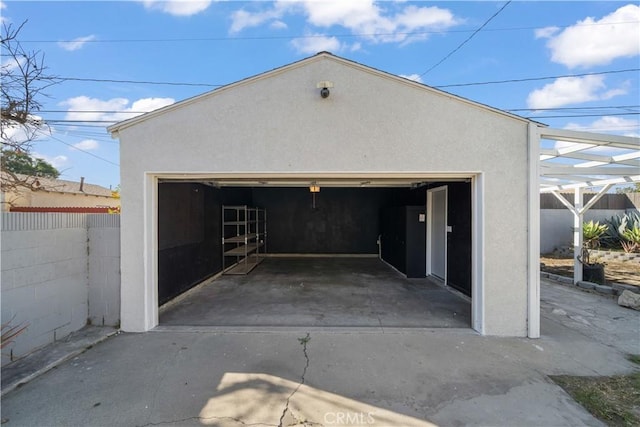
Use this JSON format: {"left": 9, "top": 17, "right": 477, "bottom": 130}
{"left": 316, "top": 81, "right": 333, "bottom": 98}
{"left": 309, "top": 183, "right": 320, "bottom": 209}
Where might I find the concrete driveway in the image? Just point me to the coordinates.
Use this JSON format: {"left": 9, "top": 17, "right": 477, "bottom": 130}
{"left": 2, "top": 280, "right": 638, "bottom": 427}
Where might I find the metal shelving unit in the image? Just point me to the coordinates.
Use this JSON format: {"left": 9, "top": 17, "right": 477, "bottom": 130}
{"left": 222, "top": 205, "right": 267, "bottom": 275}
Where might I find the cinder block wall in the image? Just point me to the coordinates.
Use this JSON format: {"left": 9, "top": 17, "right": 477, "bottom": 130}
{"left": 1, "top": 213, "right": 120, "bottom": 365}
{"left": 88, "top": 215, "right": 121, "bottom": 326}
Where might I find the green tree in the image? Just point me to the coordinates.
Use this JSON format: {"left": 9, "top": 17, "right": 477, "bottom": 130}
{"left": 1, "top": 149, "right": 59, "bottom": 178}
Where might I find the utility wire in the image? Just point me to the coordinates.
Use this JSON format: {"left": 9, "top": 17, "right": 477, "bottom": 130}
{"left": 434, "top": 69, "right": 640, "bottom": 88}
{"left": 420, "top": 1, "right": 512, "bottom": 77}
{"left": 23, "top": 20, "right": 639, "bottom": 44}
{"left": 39, "top": 104, "right": 640, "bottom": 115}
{"left": 48, "top": 67, "right": 640, "bottom": 89}
{"left": 36, "top": 130, "right": 120, "bottom": 167}
{"left": 53, "top": 76, "right": 221, "bottom": 87}
{"left": 523, "top": 112, "right": 639, "bottom": 119}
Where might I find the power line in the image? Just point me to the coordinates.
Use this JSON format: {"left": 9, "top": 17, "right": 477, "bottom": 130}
{"left": 507, "top": 105, "right": 640, "bottom": 112}
{"left": 434, "top": 69, "right": 640, "bottom": 88}
{"left": 47, "top": 67, "right": 640, "bottom": 90}
{"left": 523, "top": 112, "right": 639, "bottom": 119}
{"left": 54, "top": 77, "right": 221, "bottom": 87}
{"left": 36, "top": 130, "right": 120, "bottom": 167}
{"left": 420, "top": 1, "right": 512, "bottom": 77}
{"left": 22, "top": 20, "right": 640, "bottom": 44}
{"left": 40, "top": 104, "right": 640, "bottom": 115}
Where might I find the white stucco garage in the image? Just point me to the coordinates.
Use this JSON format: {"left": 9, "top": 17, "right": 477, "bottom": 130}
{"left": 109, "top": 52, "right": 542, "bottom": 337}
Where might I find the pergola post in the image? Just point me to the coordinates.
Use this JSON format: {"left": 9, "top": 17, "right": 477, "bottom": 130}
{"left": 573, "top": 187, "right": 583, "bottom": 283}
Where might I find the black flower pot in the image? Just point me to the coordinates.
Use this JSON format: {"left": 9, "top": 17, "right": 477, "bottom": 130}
{"left": 583, "top": 263, "right": 605, "bottom": 285}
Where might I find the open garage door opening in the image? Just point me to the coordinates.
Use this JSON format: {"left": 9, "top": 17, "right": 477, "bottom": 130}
{"left": 157, "top": 178, "right": 473, "bottom": 329}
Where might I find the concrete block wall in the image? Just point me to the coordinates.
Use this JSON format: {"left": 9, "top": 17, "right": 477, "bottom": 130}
{"left": 88, "top": 215, "right": 120, "bottom": 326}
{"left": 1, "top": 213, "right": 120, "bottom": 366}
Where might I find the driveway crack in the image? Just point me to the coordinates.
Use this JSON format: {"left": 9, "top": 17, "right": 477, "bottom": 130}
{"left": 278, "top": 333, "right": 312, "bottom": 427}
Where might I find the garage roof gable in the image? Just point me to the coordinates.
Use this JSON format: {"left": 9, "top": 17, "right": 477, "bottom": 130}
{"left": 107, "top": 52, "right": 534, "bottom": 136}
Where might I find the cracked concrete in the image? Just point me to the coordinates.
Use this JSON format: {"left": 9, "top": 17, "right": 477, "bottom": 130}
{"left": 278, "top": 334, "right": 311, "bottom": 427}
{"left": 1, "top": 280, "right": 638, "bottom": 426}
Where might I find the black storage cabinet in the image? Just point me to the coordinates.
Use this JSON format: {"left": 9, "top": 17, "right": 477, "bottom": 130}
{"left": 380, "top": 206, "right": 426, "bottom": 278}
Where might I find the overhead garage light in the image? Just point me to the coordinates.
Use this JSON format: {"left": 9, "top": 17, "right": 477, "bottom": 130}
{"left": 309, "top": 184, "right": 320, "bottom": 193}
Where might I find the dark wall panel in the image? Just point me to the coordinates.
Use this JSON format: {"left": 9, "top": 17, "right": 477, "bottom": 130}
{"left": 445, "top": 182, "right": 472, "bottom": 296}
{"left": 380, "top": 205, "right": 426, "bottom": 277}
{"left": 252, "top": 187, "right": 408, "bottom": 254}
{"left": 158, "top": 183, "right": 222, "bottom": 305}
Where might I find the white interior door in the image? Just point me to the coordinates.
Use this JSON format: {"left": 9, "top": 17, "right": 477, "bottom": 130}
{"left": 428, "top": 186, "right": 447, "bottom": 282}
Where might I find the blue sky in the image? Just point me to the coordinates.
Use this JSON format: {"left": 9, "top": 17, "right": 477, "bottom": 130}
{"left": 2, "top": 1, "right": 639, "bottom": 189}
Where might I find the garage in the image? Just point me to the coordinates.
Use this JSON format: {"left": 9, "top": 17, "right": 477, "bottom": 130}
{"left": 109, "top": 52, "right": 538, "bottom": 337}
{"left": 155, "top": 181, "right": 472, "bottom": 328}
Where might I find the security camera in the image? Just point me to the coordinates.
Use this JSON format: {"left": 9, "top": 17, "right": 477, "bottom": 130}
{"left": 316, "top": 81, "right": 334, "bottom": 99}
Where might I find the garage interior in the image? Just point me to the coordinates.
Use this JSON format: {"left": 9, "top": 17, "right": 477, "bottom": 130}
{"left": 157, "top": 179, "right": 472, "bottom": 328}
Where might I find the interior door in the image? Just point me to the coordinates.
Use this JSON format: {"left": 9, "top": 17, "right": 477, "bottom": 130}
{"left": 428, "top": 186, "right": 447, "bottom": 282}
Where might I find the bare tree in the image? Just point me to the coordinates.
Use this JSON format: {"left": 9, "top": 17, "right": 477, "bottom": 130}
{"left": 1, "top": 21, "right": 58, "bottom": 207}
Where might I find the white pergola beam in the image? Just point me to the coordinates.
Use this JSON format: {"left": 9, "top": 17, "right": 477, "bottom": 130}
{"left": 540, "top": 166, "right": 640, "bottom": 176}
{"left": 540, "top": 175, "right": 640, "bottom": 192}
{"left": 582, "top": 184, "right": 613, "bottom": 213}
{"left": 539, "top": 128, "right": 640, "bottom": 150}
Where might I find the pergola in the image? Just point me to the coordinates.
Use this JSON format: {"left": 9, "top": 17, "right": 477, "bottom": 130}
{"left": 535, "top": 127, "right": 639, "bottom": 281}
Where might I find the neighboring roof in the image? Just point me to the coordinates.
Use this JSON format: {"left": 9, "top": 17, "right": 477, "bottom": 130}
{"left": 7, "top": 173, "right": 115, "bottom": 197}
{"left": 108, "top": 51, "right": 537, "bottom": 135}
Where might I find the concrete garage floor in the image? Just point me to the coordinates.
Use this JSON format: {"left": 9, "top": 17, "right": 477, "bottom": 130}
{"left": 159, "top": 257, "right": 471, "bottom": 329}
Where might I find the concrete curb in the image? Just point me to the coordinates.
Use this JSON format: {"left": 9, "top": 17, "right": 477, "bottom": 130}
{"left": 540, "top": 272, "right": 633, "bottom": 297}
{"left": 1, "top": 327, "right": 118, "bottom": 397}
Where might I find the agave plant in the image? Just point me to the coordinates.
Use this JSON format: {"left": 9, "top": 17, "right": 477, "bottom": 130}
{"left": 582, "top": 220, "right": 608, "bottom": 249}
{"left": 621, "top": 225, "right": 640, "bottom": 253}
{"left": 602, "top": 212, "right": 640, "bottom": 249}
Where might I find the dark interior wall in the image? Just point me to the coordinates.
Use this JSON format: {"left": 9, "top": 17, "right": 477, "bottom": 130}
{"left": 440, "top": 182, "right": 472, "bottom": 296}
{"left": 158, "top": 183, "right": 221, "bottom": 304}
{"left": 252, "top": 187, "right": 412, "bottom": 254}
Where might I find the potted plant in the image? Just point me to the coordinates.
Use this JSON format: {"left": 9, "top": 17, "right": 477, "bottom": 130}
{"left": 579, "top": 220, "right": 607, "bottom": 285}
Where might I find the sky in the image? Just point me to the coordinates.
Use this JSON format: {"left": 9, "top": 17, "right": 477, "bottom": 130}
{"left": 1, "top": 1, "right": 639, "bottom": 189}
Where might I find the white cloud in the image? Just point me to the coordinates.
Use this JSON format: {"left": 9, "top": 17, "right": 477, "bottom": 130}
{"left": 537, "top": 4, "right": 640, "bottom": 68}
{"left": 270, "top": 20, "right": 288, "bottom": 30}
{"left": 534, "top": 26, "right": 559, "bottom": 39}
{"left": 230, "top": 0, "right": 460, "bottom": 45}
{"left": 60, "top": 96, "right": 175, "bottom": 123}
{"left": 32, "top": 152, "right": 70, "bottom": 169}
{"left": 399, "top": 74, "right": 423, "bottom": 83}
{"left": 291, "top": 35, "right": 343, "bottom": 54}
{"left": 58, "top": 35, "right": 96, "bottom": 51}
{"left": 141, "top": 0, "right": 212, "bottom": 16}
{"left": 72, "top": 139, "right": 99, "bottom": 151}
{"left": 526, "top": 75, "right": 628, "bottom": 109}
{"left": 565, "top": 116, "right": 640, "bottom": 136}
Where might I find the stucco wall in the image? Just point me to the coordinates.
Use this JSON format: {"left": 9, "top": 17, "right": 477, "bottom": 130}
{"left": 116, "top": 55, "right": 531, "bottom": 336}
{"left": 1, "top": 213, "right": 120, "bottom": 365}
{"left": 541, "top": 209, "right": 637, "bottom": 253}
